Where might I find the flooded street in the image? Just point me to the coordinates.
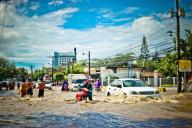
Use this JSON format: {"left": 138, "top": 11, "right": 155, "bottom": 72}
{"left": 0, "top": 87, "right": 192, "bottom": 128}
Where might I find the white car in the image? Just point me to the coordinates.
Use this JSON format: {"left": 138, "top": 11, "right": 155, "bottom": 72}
{"left": 44, "top": 81, "right": 53, "bottom": 90}
{"left": 35, "top": 81, "right": 53, "bottom": 90}
{"left": 106, "top": 78, "right": 160, "bottom": 97}
{"left": 68, "top": 79, "right": 87, "bottom": 91}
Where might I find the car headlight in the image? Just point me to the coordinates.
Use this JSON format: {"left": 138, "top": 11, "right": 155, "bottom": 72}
{"left": 131, "top": 91, "right": 139, "bottom": 95}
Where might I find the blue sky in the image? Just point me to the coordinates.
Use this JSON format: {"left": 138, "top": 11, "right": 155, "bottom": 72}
{"left": 0, "top": 0, "right": 192, "bottom": 70}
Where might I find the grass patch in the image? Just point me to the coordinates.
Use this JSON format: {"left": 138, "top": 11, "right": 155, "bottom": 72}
{"left": 161, "top": 84, "right": 174, "bottom": 87}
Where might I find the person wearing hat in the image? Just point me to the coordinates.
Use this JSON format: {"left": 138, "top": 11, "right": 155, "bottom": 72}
{"left": 82, "top": 79, "right": 93, "bottom": 101}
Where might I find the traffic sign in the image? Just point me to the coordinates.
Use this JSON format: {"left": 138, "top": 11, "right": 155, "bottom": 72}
{"left": 179, "top": 60, "right": 192, "bottom": 72}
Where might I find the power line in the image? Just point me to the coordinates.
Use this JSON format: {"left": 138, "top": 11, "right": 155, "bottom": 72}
{"left": 98, "top": 38, "right": 173, "bottom": 59}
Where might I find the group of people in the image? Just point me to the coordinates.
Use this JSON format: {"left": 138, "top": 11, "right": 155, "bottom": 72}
{"left": 19, "top": 78, "right": 45, "bottom": 98}
{"left": 18, "top": 77, "right": 102, "bottom": 101}
{"left": 76, "top": 79, "right": 102, "bottom": 101}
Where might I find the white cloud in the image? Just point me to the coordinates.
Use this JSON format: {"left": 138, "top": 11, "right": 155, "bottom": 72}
{"left": 98, "top": 8, "right": 115, "bottom": 19}
{"left": 9, "top": 0, "right": 29, "bottom": 5}
{"left": 154, "top": 13, "right": 170, "bottom": 19}
{"left": 131, "top": 17, "right": 164, "bottom": 35}
{"left": 1, "top": 2, "right": 192, "bottom": 69}
{"left": 51, "top": 7, "right": 79, "bottom": 17}
{"left": 70, "top": 0, "right": 89, "bottom": 3}
{"left": 48, "top": 0, "right": 64, "bottom": 6}
{"left": 113, "top": 17, "right": 131, "bottom": 22}
{"left": 121, "top": 7, "right": 139, "bottom": 14}
{"left": 30, "top": 2, "right": 40, "bottom": 11}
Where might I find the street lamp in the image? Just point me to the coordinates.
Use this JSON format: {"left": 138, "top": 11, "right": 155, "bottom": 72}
{"left": 83, "top": 51, "right": 91, "bottom": 76}
{"left": 169, "top": 0, "right": 185, "bottom": 93}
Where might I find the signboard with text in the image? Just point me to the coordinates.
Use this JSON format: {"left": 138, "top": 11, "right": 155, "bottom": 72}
{"left": 179, "top": 60, "right": 192, "bottom": 72}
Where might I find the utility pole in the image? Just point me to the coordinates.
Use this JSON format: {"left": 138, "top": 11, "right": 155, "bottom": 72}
{"left": 83, "top": 51, "right": 91, "bottom": 76}
{"left": 88, "top": 51, "right": 90, "bottom": 76}
{"left": 176, "top": 0, "right": 182, "bottom": 93}
{"left": 51, "top": 58, "right": 54, "bottom": 84}
{"left": 30, "top": 65, "right": 33, "bottom": 78}
{"left": 169, "top": 0, "right": 185, "bottom": 93}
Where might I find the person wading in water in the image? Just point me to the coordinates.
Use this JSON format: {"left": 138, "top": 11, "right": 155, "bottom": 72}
{"left": 38, "top": 78, "right": 45, "bottom": 98}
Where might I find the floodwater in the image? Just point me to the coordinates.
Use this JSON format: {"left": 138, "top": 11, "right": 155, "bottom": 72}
{"left": 0, "top": 87, "right": 192, "bottom": 128}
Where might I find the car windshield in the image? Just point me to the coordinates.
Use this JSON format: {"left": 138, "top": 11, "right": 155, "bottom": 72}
{"left": 123, "top": 80, "right": 146, "bottom": 87}
{"left": 73, "top": 79, "right": 86, "bottom": 84}
{"left": 45, "top": 81, "right": 50, "bottom": 84}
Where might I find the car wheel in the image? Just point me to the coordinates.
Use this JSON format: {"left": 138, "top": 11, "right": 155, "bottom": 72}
{"left": 122, "top": 93, "right": 127, "bottom": 98}
{"left": 107, "top": 92, "right": 111, "bottom": 97}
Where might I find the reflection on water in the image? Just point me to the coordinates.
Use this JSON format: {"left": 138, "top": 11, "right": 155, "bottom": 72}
{"left": 0, "top": 112, "right": 192, "bottom": 128}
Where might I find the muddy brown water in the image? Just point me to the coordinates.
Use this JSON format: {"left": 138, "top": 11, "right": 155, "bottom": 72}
{"left": 0, "top": 87, "right": 192, "bottom": 128}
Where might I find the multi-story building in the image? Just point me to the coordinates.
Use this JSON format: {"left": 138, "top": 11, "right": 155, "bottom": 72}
{"left": 53, "top": 48, "right": 77, "bottom": 68}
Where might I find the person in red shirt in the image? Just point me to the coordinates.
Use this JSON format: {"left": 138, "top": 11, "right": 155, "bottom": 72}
{"left": 38, "top": 78, "right": 45, "bottom": 98}
{"left": 27, "top": 78, "right": 33, "bottom": 96}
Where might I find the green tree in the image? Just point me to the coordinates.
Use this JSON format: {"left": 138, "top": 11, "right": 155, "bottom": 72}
{"left": 180, "top": 29, "right": 192, "bottom": 59}
{"left": 0, "top": 57, "right": 18, "bottom": 80}
{"left": 136, "top": 60, "right": 158, "bottom": 71}
{"left": 54, "top": 72, "right": 64, "bottom": 84}
{"left": 72, "top": 63, "right": 84, "bottom": 74}
{"left": 140, "top": 35, "right": 149, "bottom": 60}
{"left": 91, "top": 53, "right": 134, "bottom": 67}
{"left": 157, "top": 54, "right": 177, "bottom": 77}
{"left": 33, "top": 69, "right": 44, "bottom": 81}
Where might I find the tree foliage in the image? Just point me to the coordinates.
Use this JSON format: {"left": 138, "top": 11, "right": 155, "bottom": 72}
{"left": 16, "top": 67, "right": 28, "bottom": 80}
{"left": 140, "top": 35, "right": 149, "bottom": 59}
{"left": 91, "top": 53, "right": 134, "bottom": 67}
{"left": 136, "top": 60, "right": 158, "bottom": 72}
{"left": 0, "top": 57, "right": 18, "bottom": 80}
{"left": 33, "top": 69, "right": 45, "bottom": 81}
{"left": 54, "top": 72, "right": 64, "bottom": 81}
{"left": 157, "top": 54, "right": 177, "bottom": 77}
{"left": 180, "top": 29, "right": 192, "bottom": 59}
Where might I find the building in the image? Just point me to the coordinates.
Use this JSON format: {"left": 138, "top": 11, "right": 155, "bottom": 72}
{"left": 53, "top": 48, "right": 77, "bottom": 68}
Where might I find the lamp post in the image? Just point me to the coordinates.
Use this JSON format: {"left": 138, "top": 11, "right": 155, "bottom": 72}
{"left": 83, "top": 51, "right": 91, "bottom": 76}
{"left": 169, "top": 0, "right": 185, "bottom": 93}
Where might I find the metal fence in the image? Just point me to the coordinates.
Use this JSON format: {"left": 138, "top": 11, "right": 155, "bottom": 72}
{"left": 144, "top": 77, "right": 177, "bottom": 87}
{"left": 102, "top": 76, "right": 177, "bottom": 87}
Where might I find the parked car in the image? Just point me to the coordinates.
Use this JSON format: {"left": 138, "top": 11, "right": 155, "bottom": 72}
{"left": 68, "top": 79, "right": 87, "bottom": 91}
{"left": 44, "top": 80, "right": 53, "bottom": 90}
{"left": 0, "top": 81, "right": 9, "bottom": 91}
{"left": 106, "top": 78, "right": 160, "bottom": 97}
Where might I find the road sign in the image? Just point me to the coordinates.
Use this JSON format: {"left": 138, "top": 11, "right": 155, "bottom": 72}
{"left": 179, "top": 60, "right": 192, "bottom": 72}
